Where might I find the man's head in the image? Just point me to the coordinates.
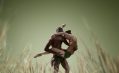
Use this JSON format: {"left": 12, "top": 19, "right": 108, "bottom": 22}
{"left": 56, "top": 27, "right": 63, "bottom": 32}
{"left": 65, "top": 30, "right": 71, "bottom": 34}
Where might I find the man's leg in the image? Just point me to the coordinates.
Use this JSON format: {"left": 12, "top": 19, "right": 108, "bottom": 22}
{"left": 61, "top": 59, "right": 70, "bottom": 73}
{"left": 51, "top": 58, "right": 60, "bottom": 73}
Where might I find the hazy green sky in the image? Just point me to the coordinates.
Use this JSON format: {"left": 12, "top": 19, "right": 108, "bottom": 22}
{"left": 0, "top": 0, "right": 119, "bottom": 58}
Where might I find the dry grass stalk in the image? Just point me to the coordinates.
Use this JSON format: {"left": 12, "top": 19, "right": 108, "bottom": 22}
{"left": 0, "top": 25, "right": 119, "bottom": 73}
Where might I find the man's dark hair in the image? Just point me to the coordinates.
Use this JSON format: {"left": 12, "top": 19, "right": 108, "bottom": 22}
{"left": 56, "top": 27, "right": 63, "bottom": 32}
{"left": 65, "top": 30, "right": 71, "bottom": 34}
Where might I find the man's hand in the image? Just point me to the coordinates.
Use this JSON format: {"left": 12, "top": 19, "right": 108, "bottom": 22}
{"left": 34, "top": 54, "right": 42, "bottom": 58}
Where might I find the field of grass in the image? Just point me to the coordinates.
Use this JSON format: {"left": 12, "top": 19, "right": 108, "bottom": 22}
{"left": 0, "top": 26, "right": 119, "bottom": 73}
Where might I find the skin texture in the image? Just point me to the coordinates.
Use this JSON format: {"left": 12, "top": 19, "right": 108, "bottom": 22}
{"left": 34, "top": 29, "right": 77, "bottom": 73}
{"left": 53, "top": 32, "right": 78, "bottom": 54}
{"left": 44, "top": 35, "right": 70, "bottom": 73}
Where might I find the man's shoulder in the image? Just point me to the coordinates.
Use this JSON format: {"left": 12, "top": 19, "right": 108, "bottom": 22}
{"left": 50, "top": 32, "right": 70, "bottom": 39}
{"left": 51, "top": 33, "right": 59, "bottom": 39}
{"left": 51, "top": 34, "right": 55, "bottom": 39}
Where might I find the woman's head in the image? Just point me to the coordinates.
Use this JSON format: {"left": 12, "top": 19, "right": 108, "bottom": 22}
{"left": 65, "top": 30, "right": 71, "bottom": 34}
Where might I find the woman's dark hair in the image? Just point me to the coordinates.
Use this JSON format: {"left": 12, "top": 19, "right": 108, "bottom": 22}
{"left": 65, "top": 30, "right": 71, "bottom": 34}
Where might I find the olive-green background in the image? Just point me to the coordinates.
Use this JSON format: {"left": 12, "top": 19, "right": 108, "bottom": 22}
{"left": 0, "top": 0, "right": 119, "bottom": 58}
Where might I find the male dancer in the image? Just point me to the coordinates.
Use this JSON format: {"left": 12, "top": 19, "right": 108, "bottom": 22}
{"left": 34, "top": 27, "right": 70, "bottom": 73}
{"left": 43, "top": 29, "right": 77, "bottom": 73}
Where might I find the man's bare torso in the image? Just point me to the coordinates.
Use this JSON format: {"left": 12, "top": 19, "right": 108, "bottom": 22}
{"left": 51, "top": 35, "right": 62, "bottom": 49}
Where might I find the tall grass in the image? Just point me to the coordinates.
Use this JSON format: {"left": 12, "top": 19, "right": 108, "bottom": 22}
{"left": 76, "top": 32, "right": 119, "bottom": 73}
{"left": 0, "top": 25, "right": 119, "bottom": 73}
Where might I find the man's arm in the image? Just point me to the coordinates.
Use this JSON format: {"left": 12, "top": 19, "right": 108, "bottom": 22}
{"left": 54, "top": 32, "right": 71, "bottom": 40}
{"left": 63, "top": 37, "right": 69, "bottom": 46}
{"left": 44, "top": 38, "right": 56, "bottom": 54}
{"left": 44, "top": 39, "right": 52, "bottom": 52}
